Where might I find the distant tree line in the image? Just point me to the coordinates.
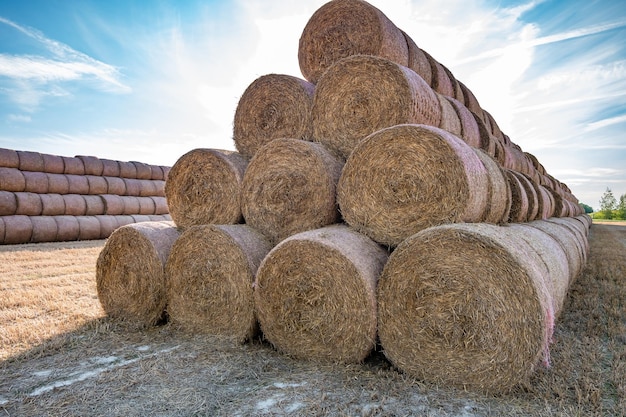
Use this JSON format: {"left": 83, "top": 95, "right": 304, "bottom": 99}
{"left": 587, "top": 188, "right": 626, "bottom": 220}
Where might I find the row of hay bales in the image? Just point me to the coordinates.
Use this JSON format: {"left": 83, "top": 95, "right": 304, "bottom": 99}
{"left": 95, "top": 0, "right": 590, "bottom": 394}
{"left": 0, "top": 148, "right": 171, "bottom": 244}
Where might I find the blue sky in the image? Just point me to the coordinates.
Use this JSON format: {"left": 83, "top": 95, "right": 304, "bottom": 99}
{"left": 1, "top": 0, "right": 625, "bottom": 209}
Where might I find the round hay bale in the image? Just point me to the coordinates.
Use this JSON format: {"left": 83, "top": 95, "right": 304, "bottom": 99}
{"left": 132, "top": 161, "right": 152, "bottom": 180}
{"left": 17, "top": 150, "right": 44, "bottom": 172}
{"left": 338, "top": 124, "right": 489, "bottom": 246}
{"left": 77, "top": 155, "right": 104, "bottom": 176}
{"left": 151, "top": 196, "right": 169, "bottom": 215}
{"left": 0, "top": 167, "right": 25, "bottom": 192}
{"left": 40, "top": 193, "right": 66, "bottom": 216}
{"left": 377, "top": 222, "right": 554, "bottom": 393}
{"left": 512, "top": 172, "right": 539, "bottom": 222}
{"left": 86, "top": 175, "right": 109, "bottom": 195}
{"left": 312, "top": 54, "right": 442, "bottom": 159}
{"left": 101, "top": 194, "right": 125, "bottom": 215}
{"left": 96, "top": 215, "right": 119, "bottom": 238}
{"left": 483, "top": 109, "right": 505, "bottom": 142}
{"left": 436, "top": 92, "right": 462, "bottom": 137}
{"left": 149, "top": 214, "right": 172, "bottom": 222}
{"left": 101, "top": 159, "right": 121, "bottom": 177}
{"left": 0, "top": 148, "right": 19, "bottom": 168}
{"left": 116, "top": 215, "right": 135, "bottom": 228}
{"left": 445, "top": 96, "right": 481, "bottom": 148}
{"left": 241, "top": 138, "right": 343, "bottom": 245}
{"left": 104, "top": 176, "right": 126, "bottom": 195}
{"left": 138, "top": 179, "right": 158, "bottom": 197}
{"left": 527, "top": 219, "right": 584, "bottom": 280}
{"left": 62, "top": 156, "right": 85, "bottom": 175}
{"left": 298, "top": 0, "right": 408, "bottom": 84}
{"left": 165, "top": 148, "right": 247, "bottom": 228}
{"left": 536, "top": 184, "right": 555, "bottom": 220}
{"left": 233, "top": 74, "right": 315, "bottom": 159}
{"left": 2, "top": 215, "right": 33, "bottom": 244}
{"left": 77, "top": 216, "right": 102, "bottom": 240}
{"left": 138, "top": 196, "right": 156, "bottom": 215}
{"left": 22, "top": 171, "right": 49, "bottom": 194}
{"left": 0, "top": 191, "right": 17, "bottom": 216}
{"left": 150, "top": 165, "right": 165, "bottom": 181}
{"left": 41, "top": 153, "right": 65, "bottom": 174}
{"left": 255, "top": 224, "right": 388, "bottom": 363}
{"left": 504, "top": 169, "right": 529, "bottom": 223}
{"left": 46, "top": 173, "right": 70, "bottom": 194}
{"left": 30, "top": 216, "right": 58, "bottom": 243}
{"left": 118, "top": 161, "right": 137, "bottom": 179}
{"left": 161, "top": 166, "right": 171, "bottom": 181}
{"left": 547, "top": 217, "right": 589, "bottom": 261}
{"left": 423, "top": 51, "right": 455, "bottom": 97}
{"left": 130, "top": 214, "right": 151, "bottom": 223}
{"left": 471, "top": 111, "right": 497, "bottom": 157}
{"left": 122, "top": 196, "right": 141, "bottom": 215}
{"left": 402, "top": 30, "right": 432, "bottom": 86}
{"left": 15, "top": 192, "right": 43, "bottom": 216}
{"left": 63, "top": 194, "right": 87, "bottom": 216}
{"left": 96, "top": 221, "right": 181, "bottom": 327}
{"left": 472, "top": 149, "right": 511, "bottom": 224}
{"left": 458, "top": 81, "right": 482, "bottom": 116}
{"left": 0, "top": 217, "right": 4, "bottom": 243}
{"left": 152, "top": 180, "right": 165, "bottom": 197}
{"left": 166, "top": 224, "right": 272, "bottom": 341}
{"left": 83, "top": 194, "right": 106, "bottom": 216}
{"left": 122, "top": 178, "right": 142, "bottom": 196}
{"left": 66, "top": 174, "right": 90, "bottom": 195}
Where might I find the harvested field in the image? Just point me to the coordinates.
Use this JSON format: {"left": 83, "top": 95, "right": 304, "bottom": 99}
{"left": 0, "top": 223, "right": 624, "bottom": 416}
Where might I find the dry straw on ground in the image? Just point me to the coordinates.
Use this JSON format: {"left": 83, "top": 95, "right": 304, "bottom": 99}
{"left": 96, "top": 221, "right": 180, "bottom": 327}
{"left": 254, "top": 224, "right": 388, "bottom": 363}
{"left": 338, "top": 124, "right": 489, "bottom": 246}
{"left": 233, "top": 74, "right": 315, "bottom": 159}
{"left": 298, "top": 0, "right": 408, "bottom": 84}
{"left": 377, "top": 220, "right": 589, "bottom": 393}
{"left": 312, "top": 55, "right": 442, "bottom": 159}
{"left": 165, "top": 224, "right": 272, "bottom": 342}
{"left": 165, "top": 148, "right": 247, "bottom": 229}
{"left": 241, "top": 138, "right": 343, "bottom": 245}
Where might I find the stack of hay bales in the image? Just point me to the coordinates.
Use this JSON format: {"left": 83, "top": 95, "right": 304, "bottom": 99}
{"left": 95, "top": 0, "right": 591, "bottom": 393}
{"left": 0, "top": 148, "right": 171, "bottom": 244}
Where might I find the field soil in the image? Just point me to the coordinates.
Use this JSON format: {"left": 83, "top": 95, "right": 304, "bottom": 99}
{"left": 1, "top": 223, "right": 625, "bottom": 416}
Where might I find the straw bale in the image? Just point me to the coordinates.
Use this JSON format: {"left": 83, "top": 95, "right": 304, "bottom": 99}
{"left": 47, "top": 173, "right": 70, "bottom": 194}
{"left": 66, "top": 174, "right": 90, "bottom": 195}
{"left": 233, "top": 74, "right": 315, "bottom": 159}
{"left": 151, "top": 196, "right": 169, "bottom": 215}
{"left": 101, "top": 194, "right": 125, "bottom": 215}
{"left": 138, "top": 180, "right": 158, "bottom": 197}
{"left": 30, "top": 216, "right": 58, "bottom": 243}
{"left": 116, "top": 215, "right": 135, "bottom": 228}
{"left": 165, "top": 148, "right": 247, "bottom": 228}
{"left": 118, "top": 161, "right": 137, "bottom": 178}
{"left": 536, "top": 185, "right": 555, "bottom": 220}
{"left": 312, "top": 55, "right": 442, "bottom": 159}
{"left": 547, "top": 217, "right": 589, "bottom": 260}
{"left": 15, "top": 192, "right": 43, "bottom": 216}
{"left": 130, "top": 214, "right": 151, "bottom": 223}
{"left": 527, "top": 219, "right": 584, "bottom": 280}
{"left": 101, "top": 159, "right": 121, "bottom": 177}
{"left": 401, "top": 31, "right": 432, "bottom": 85}
{"left": 132, "top": 161, "right": 152, "bottom": 180}
{"left": 152, "top": 180, "right": 165, "bottom": 197}
{"left": 96, "top": 221, "right": 181, "bottom": 327}
{"left": 445, "top": 97, "right": 481, "bottom": 148}
{"left": 504, "top": 169, "right": 528, "bottom": 223}
{"left": 255, "top": 224, "right": 388, "bottom": 363}
{"left": 2, "top": 215, "right": 33, "bottom": 244}
{"left": 423, "top": 51, "right": 455, "bottom": 97}
{"left": 471, "top": 111, "right": 497, "bottom": 157}
{"left": 138, "top": 196, "right": 156, "bottom": 215}
{"left": 105, "top": 176, "right": 126, "bottom": 195}
{"left": 83, "top": 194, "right": 106, "bottom": 216}
{"left": 512, "top": 172, "right": 539, "bottom": 222}
{"left": 338, "top": 124, "right": 489, "bottom": 246}
{"left": 0, "top": 148, "right": 19, "bottom": 168}
{"left": 17, "top": 150, "right": 44, "bottom": 172}
{"left": 436, "top": 93, "right": 462, "bottom": 137}
{"left": 458, "top": 81, "right": 482, "bottom": 115}
{"left": 0, "top": 191, "right": 17, "bottom": 216}
{"left": 0, "top": 218, "right": 4, "bottom": 243}
{"left": 96, "top": 215, "right": 119, "bottom": 238}
{"left": 483, "top": 109, "right": 504, "bottom": 141}
{"left": 77, "top": 155, "right": 104, "bottom": 176}
{"left": 122, "top": 196, "right": 141, "bottom": 215}
{"left": 161, "top": 166, "right": 171, "bottom": 180}
{"left": 40, "top": 193, "right": 66, "bottom": 216}
{"left": 241, "top": 138, "right": 343, "bottom": 245}
{"left": 41, "top": 153, "right": 65, "bottom": 174}
{"left": 377, "top": 222, "right": 555, "bottom": 393}
{"left": 123, "top": 178, "right": 142, "bottom": 196}
{"left": 62, "top": 156, "right": 85, "bottom": 175}
{"left": 63, "top": 194, "right": 87, "bottom": 216}
{"left": 166, "top": 224, "right": 272, "bottom": 341}
{"left": 87, "top": 175, "right": 109, "bottom": 195}
{"left": 0, "top": 167, "right": 26, "bottom": 192}
{"left": 298, "top": 0, "right": 408, "bottom": 84}
{"left": 150, "top": 165, "right": 165, "bottom": 180}
{"left": 22, "top": 171, "right": 48, "bottom": 194}
{"left": 472, "top": 148, "right": 511, "bottom": 224}
{"left": 77, "top": 216, "right": 102, "bottom": 240}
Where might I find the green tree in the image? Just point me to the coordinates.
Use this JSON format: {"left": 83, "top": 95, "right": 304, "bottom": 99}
{"left": 579, "top": 203, "right": 593, "bottom": 214}
{"left": 599, "top": 187, "right": 617, "bottom": 219}
{"left": 617, "top": 193, "right": 626, "bottom": 220}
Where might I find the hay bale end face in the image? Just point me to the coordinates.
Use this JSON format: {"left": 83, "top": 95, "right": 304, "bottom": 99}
{"left": 165, "top": 224, "right": 272, "bottom": 342}
{"left": 96, "top": 221, "right": 181, "bottom": 327}
{"left": 241, "top": 138, "right": 343, "bottom": 245}
{"left": 165, "top": 148, "right": 247, "bottom": 229}
{"left": 338, "top": 124, "right": 489, "bottom": 246}
{"left": 378, "top": 222, "right": 555, "bottom": 393}
{"left": 254, "top": 225, "right": 388, "bottom": 363}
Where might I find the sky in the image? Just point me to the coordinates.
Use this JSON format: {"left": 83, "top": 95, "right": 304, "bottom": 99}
{"left": 1, "top": 0, "right": 625, "bottom": 209}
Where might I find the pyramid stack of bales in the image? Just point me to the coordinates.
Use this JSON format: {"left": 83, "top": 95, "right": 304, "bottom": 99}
{"left": 0, "top": 148, "right": 171, "bottom": 244}
{"left": 95, "top": 0, "right": 591, "bottom": 393}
